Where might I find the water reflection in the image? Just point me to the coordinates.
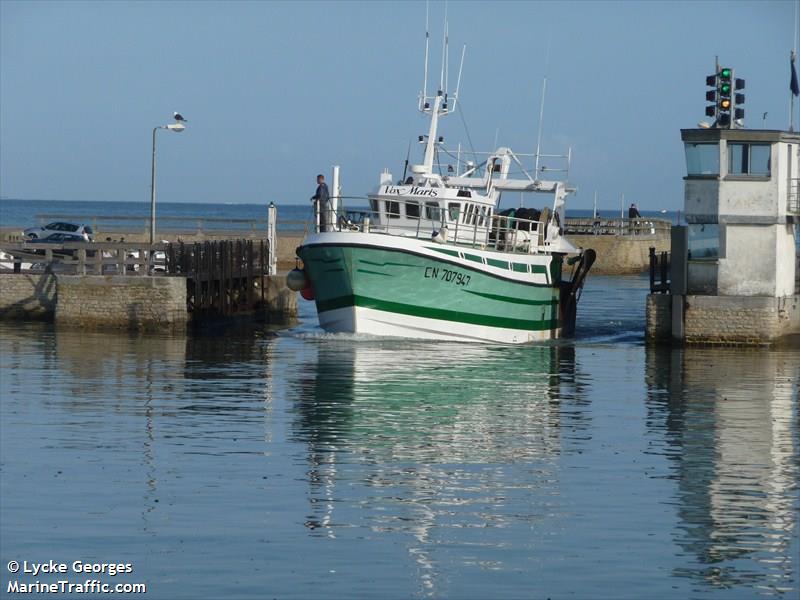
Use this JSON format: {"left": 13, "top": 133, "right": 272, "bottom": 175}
{"left": 287, "top": 340, "right": 586, "bottom": 595}
{"left": 645, "top": 345, "right": 799, "bottom": 595}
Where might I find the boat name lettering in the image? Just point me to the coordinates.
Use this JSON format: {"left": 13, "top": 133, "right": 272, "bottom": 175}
{"left": 424, "top": 266, "right": 470, "bottom": 286}
{"left": 382, "top": 185, "right": 439, "bottom": 197}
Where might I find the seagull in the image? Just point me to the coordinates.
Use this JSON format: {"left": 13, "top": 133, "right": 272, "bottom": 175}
{"left": 173, "top": 112, "right": 188, "bottom": 123}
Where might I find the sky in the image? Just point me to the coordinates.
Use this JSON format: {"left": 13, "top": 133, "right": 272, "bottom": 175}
{"left": 0, "top": 0, "right": 796, "bottom": 211}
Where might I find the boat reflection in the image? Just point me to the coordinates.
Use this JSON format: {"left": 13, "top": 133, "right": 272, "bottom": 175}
{"left": 645, "top": 345, "right": 799, "bottom": 594}
{"left": 288, "top": 339, "right": 585, "bottom": 595}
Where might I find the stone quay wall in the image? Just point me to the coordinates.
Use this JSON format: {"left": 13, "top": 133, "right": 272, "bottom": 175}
{"left": 56, "top": 275, "right": 189, "bottom": 331}
{"left": 683, "top": 295, "right": 799, "bottom": 345}
{"left": 0, "top": 272, "right": 57, "bottom": 319}
{"left": 569, "top": 234, "right": 670, "bottom": 275}
{"left": 0, "top": 273, "right": 296, "bottom": 329}
{"left": 646, "top": 292, "right": 800, "bottom": 345}
{"left": 645, "top": 294, "right": 672, "bottom": 342}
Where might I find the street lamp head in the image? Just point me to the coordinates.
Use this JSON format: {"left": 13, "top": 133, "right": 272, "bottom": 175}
{"left": 166, "top": 123, "right": 186, "bottom": 132}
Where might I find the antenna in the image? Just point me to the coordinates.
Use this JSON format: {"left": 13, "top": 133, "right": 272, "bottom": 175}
{"left": 534, "top": 76, "right": 547, "bottom": 176}
{"left": 439, "top": 5, "right": 447, "bottom": 93}
{"left": 451, "top": 44, "right": 466, "bottom": 112}
{"left": 534, "top": 37, "right": 551, "bottom": 177}
{"left": 420, "top": 1, "right": 430, "bottom": 111}
{"left": 445, "top": 20, "right": 449, "bottom": 101}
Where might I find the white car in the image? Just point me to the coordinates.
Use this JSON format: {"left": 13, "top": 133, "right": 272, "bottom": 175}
{"left": 24, "top": 221, "right": 94, "bottom": 241}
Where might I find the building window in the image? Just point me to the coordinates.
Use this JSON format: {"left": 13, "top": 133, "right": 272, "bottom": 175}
{"left": 728, "top": 143, "right": 771, "bottom": 176}
{"left": 406, "top": 201, "right": 420, "bottom": 219}
{"left": 688, "top": 224, "right": 719, "bottom": 260}
{"left": 684, "top": 143, "right": 719, "bottom": 175}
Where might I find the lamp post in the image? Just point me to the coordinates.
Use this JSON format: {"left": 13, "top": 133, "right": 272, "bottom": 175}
{"left": 150, "top": 121, "right": 186, "bottom": 245}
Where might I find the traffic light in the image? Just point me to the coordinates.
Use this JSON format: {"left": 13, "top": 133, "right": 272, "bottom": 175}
{"left": 704, "top": 66, "right": 744, "bottom": 128}
{"left": 734, "top": 78, "right": 745, "bottom": 121}
{"left": 718, "top": 67, "right": 732, "bottom": 123}
{"left": 705, "top": 74, "right": 718, "bottom": 118}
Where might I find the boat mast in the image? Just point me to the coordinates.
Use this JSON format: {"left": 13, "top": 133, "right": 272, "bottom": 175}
{"left": 423, "top": 94, "right": 444, "bottom": 174}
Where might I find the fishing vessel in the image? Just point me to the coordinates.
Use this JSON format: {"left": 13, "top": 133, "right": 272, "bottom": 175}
{"left": 289, "top": 32, "right": 594, "bottom": 344}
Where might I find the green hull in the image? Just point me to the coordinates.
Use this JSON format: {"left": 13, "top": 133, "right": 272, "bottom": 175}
{"left": 298, "top": 242, "right": 562, "bottom": 336}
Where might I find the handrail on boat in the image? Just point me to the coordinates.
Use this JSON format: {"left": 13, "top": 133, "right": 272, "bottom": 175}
{"left": 309, "top": 195, "right": 553, "bottom": 255}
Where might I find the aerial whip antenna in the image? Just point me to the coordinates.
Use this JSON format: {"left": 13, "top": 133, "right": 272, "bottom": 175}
{"left": 534, "top": 37, "right": 551, "bottom": 178}
{"left": 452, "top": 44, "right": 466, "bottom": 112}
{"left": 420, "top": 1, "right": 430, "bottom": 111}
{"left": 440, "top": 2, "right": 448, "bottom": 93}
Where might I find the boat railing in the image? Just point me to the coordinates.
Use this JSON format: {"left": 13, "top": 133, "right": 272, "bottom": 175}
{"left": 311, "top": 196, "right": 552, "bottom": 255}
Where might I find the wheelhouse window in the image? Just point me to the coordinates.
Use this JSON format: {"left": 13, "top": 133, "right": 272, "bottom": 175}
{"left": 425, "top": 202, "right": 441, "bottom": 222}
{"left": 447, "top": 202, "right": 461, "bottom": 221}
{"left": 728, "top": 143, "right": 771, "bottom": 176}
{"left": 406, "top": 201, "right": 420, "bottom": 219}
{"left": 464, "top": 204, "right": 475, "bottom": 225}
{"left": 684, "top": 143, "right": 719, "bottom": 176}
{"left": 385, "top": 200, "right": 400, "bottom": 219}
{"left": 369, "top": 198, "right": 379, "bottom": 213}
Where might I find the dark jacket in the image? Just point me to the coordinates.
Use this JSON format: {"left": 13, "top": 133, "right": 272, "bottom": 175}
{"left": 628, "top": 206, "right": 641, "bottom": 219}
{"left": 313, "top": 183, "right": 330, "bottom": 203}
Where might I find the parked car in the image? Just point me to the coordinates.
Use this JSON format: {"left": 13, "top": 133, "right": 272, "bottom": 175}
{"left": 25, "top": 232, "right": 94, "bottom": 257}
{"left": 23, "top": 221, "right": 94, "bottom": 241}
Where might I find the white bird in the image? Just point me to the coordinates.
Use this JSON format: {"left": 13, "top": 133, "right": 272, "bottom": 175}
{"left": 173, "top": 112, "right": 188, "bottom": 122}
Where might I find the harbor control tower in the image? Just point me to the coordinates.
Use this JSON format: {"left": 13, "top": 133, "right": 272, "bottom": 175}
{"left": 647, "top": 65, "right": 800, "bottom": 344}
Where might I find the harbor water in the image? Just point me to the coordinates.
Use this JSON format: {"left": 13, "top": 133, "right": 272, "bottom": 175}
{"left": 1, "top": 273, "right": 797, "bottom": 599}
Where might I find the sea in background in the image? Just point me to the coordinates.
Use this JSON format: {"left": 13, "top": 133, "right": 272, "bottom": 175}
{"left": 1, "top": 272, "right": 798, "bottom": 599}
{"left": 0, "top": 198, "right": 681, "bottom": 235}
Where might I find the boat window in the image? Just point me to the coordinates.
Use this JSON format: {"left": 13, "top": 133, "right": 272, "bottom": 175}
{"left": 425, "top": 202, "right": 441, "bottom": 221}
{"left": 464, "top": 204, "right": 474, "bottom": 225}
{"left": 688, "top": 224, "right": 720, "bottom": 260}
{"left": 728, "top": 143, "right": 771, "bottom": 176}
{"left": 684, "top": 142, "right": 719, "bottom": 176}
{"left": 447, "top": 203, "right": 461, "bottom": 221}
{"left": 478, "top": 206, "right": 487, "bottom": 227}
{"left": 385, "top": 200, "right": 400, "bottom": 219}
{"left": 456, "top": 189, "right": 472, "bottom": 198}
{"left": 369, "top": 198, "right": 379, "bottom": 214}
{"left": 406, "top": 201, "right": 420, "bottom": 219}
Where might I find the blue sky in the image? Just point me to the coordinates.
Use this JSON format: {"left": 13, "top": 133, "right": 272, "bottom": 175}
{"left": 0, "top": 0, "right": 795, "bottom": 211}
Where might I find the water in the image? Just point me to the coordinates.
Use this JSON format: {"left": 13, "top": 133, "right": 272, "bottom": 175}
{"left": 0, "top": 198, "right": 681, "bottom": 234}
{"left": 1, "top": 276, "right": 798, "bottom": 599}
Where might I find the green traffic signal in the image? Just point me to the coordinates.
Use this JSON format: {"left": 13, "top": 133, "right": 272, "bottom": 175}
{"left": 721, "top": 83, "right": 731, "bottom": 94}
{"left": 720, "top": 68, "right": 731, "bottom": 79}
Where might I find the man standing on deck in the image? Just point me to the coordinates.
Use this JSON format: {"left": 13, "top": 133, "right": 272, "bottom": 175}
{"left": 311, "top": 174, "right": 330, "bottom": 232}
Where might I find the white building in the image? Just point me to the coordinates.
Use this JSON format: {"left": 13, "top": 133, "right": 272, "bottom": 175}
{"left": 647, "top": 128, "right": 800, "bottom": 344}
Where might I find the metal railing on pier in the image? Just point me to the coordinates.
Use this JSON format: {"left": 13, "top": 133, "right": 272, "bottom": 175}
{"left": 649, "top": 247, "right": 670, "bottom": 294}
{"left": 28, "top": 214, "right": 277, "bottom": 240}
{"left": 563, "top": 217, "right": 672, "bottom": 237}
{"left": 0, "top": 241, "right": 169, "bottom": 275}
{"left": 788, "top": 178, "right": 800, "bottom": 214}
